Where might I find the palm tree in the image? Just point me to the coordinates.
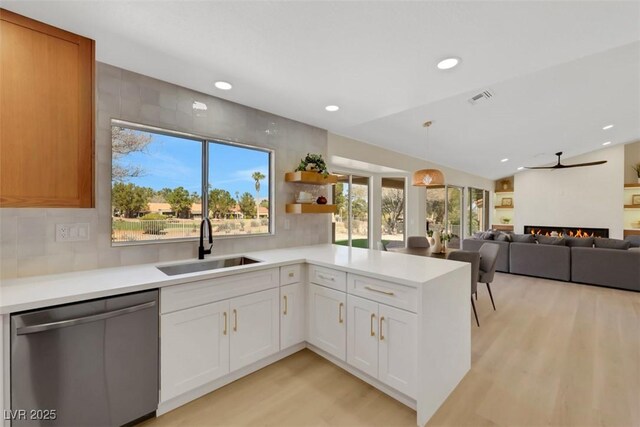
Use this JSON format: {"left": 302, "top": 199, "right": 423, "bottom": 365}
{"left": 252, "top": 171, "right": 266, "bottom": 219}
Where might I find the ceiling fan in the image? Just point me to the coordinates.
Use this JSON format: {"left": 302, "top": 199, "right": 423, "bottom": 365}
{"left": 525, "top": 151, "right": 607, "bottom": 170}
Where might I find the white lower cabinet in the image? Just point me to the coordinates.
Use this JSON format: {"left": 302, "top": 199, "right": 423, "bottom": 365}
{"left": 280, "top": 282, "right": 305, "bottom": 349}
{"left": 346, "top": 294, "right": 417, "bottom": 398}
{"left": 307, "top": 283, "right": 346, "bottom": 360}
{"left": 161, "top": 288, "right": 279, "bottom": 402}
{"left": 161, "top": 300, "right": 230, "bottom": 402}
{"left": 229, "top": 288, "right": 280, "bottom": 371}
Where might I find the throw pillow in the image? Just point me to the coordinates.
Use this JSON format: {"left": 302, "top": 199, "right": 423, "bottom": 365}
{"left": 472, "top": 232, "right": 484, "bottom": 239}
{"left": 512, "top": 234, "right": 535, "bottom": 244}
{"left": 536, "top": 235, "right": 566, "bottom": 246}
{"left": 564, "top": 236, "right": 594, "bottom": 247}
{"left": 624, "top": 235, "right": 640, "bottom": 248}
{"left": 480, "top": 232, "right": 494, "bottom": 240}
{"left": 495, "top": 233, "right": 510, "bottom": 242}
{"left": 594, "top": 238, "right": 631, "bottom": 250}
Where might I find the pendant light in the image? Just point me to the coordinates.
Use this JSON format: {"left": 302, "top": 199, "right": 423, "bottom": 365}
{"left": 412, "top": 121, "right": 445, "bottom": 187}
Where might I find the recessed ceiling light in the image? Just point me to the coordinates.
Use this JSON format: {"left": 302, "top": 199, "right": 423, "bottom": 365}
{"left": 214, "top": 81, "right": 232, "bottom": 90}
{"left": 517, "top": 166, "right": 524, "bottom": 171}
{"left": 437, "top": 57, "right": 460, "bottom": 70}
{"left": 602, "top": 124, "right": 614, "bottom": 130}
{"left": 325, "top": 105, "right": 340, "bottom": 112}
{"left": 602, "top": 141, "right": 611, "bottom": 146}
{"left": 501, "top": 158, "right": 509, "bottom": 163}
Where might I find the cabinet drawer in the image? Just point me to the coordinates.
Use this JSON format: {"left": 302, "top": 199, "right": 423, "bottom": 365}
{"left": 347, "top": 274, "right": 417, "bottom": 313}
{"left": 280, "top": 264, "right": 302, "bottom": 285}
{"left": 308, "top": 265, "right": 347, "bottom": 292}
{"left": 161, "top": 268, "right": 279, "bottom": 314}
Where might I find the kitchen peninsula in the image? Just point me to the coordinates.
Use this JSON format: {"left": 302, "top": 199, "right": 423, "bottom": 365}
{"left": 0, "top": 244, "right": 470, "bottom": 426}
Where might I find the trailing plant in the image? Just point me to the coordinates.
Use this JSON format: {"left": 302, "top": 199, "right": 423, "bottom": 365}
{"left": 295, "top": 153, "right": 329, "bottom": 177}
{"left": 632, "top": 163, "right": 640, "bottom": 178}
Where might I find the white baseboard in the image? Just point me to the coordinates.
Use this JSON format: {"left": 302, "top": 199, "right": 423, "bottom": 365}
{"left": 157, "top": 342, "right": 305, "bottom": 416}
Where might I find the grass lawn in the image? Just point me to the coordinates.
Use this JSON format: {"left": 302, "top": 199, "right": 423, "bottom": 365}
{"left": 334, "top": 239, "right": 390, "bottom": 249}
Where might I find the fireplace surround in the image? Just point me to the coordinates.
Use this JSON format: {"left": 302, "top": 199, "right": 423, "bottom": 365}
{"left": 523, "top": 225, "right": 609, "bottom": 238}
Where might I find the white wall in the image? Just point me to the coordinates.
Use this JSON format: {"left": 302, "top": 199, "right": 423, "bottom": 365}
{"left": 514, "top": 145, "right": 625, "bottom": 238}
{"left": 0, "top": 63, "right": 330, "bottom": 280}
{"left": 327, "top": 133, "right": 494, "bottom": 243}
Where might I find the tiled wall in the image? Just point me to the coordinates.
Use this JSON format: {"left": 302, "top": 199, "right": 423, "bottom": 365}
{"left": 0, "top": 63, "right": 330, "bottom": 280}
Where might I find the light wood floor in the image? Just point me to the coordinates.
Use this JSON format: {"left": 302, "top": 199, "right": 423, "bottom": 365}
{"left": 142, "top": 273, "right": 640, "bottom": 427}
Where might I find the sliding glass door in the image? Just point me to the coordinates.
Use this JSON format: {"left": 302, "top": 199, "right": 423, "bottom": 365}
{"left": 426, "top": 185, "right": 464, "bottom": 248}
{"left": 381, "top": 177, "right": 405, "bottom": 248}
{"left": 332, "top": 174, "right": 370, "bottom": 248}
{"left": 467, "top": 187, "right": 489, "bottom": 235}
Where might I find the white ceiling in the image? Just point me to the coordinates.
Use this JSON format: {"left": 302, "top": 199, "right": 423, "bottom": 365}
{"left": 3, "top": 1, "right": 639, "bottom": 179}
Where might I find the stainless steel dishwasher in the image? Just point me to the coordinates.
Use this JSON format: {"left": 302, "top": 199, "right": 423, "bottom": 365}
{"left": 11, "top": 290, "right": 159, "bottom": 426}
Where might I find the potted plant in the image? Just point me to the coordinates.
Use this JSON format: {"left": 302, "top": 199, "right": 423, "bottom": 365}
{"left": 441, "top": 232, "right": 453, "bottom": 252}
{"left": 633, "top": 163, "right": 640, "bottom": 184}
{"left": 501, "top": 217, "right": 511, "bottom": 224}
{"left": 296, "top": 153, "right": 330, "bottom": 178}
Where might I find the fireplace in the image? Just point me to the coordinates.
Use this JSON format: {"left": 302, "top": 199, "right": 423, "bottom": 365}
{"left": 523, "top": 225, "right": 609, "bottom": 238}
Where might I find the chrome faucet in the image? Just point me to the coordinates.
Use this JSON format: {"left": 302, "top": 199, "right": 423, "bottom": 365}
{"left": 198, "top": 218, "right": 213, "bottom": 260}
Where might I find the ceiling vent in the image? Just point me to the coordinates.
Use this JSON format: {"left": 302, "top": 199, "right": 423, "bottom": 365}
{"left": 468, "top": 89, "right": 494, "bottom": 105}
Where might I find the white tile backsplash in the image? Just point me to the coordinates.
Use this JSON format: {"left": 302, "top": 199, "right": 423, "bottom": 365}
{"left": 0, "top": 62, "right": 329, "bottom": 281}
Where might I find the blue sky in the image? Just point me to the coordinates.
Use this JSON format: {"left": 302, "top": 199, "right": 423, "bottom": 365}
{"left": 118, "top": 131, "right": 270, "bottom": 198}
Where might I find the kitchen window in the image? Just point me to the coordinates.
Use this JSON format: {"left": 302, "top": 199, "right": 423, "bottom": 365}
{"left": 111, "top": 121, "right": 273, "bottom": 244}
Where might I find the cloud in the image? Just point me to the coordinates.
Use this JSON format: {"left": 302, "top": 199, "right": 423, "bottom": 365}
{"left": 212, "top": 166, "right": 269, "bottom": 186}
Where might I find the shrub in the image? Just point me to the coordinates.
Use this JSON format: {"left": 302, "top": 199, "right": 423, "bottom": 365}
{"left": 260, "top": 218, "right": 269, "bottom": 226}
{"left": 140, "top": 213, "right": 167, "bottom": 234}
{"left": 251, "top": 220, "right": 260, "bottom": 228}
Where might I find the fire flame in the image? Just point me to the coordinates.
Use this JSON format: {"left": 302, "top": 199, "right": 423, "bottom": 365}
{"left": 529, "top": 229, "right": 595, "bottom": 238}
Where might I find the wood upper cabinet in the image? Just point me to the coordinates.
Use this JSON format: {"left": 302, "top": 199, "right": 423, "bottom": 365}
{"left": 0, "top": 9, "right": 95, "bottom": 207}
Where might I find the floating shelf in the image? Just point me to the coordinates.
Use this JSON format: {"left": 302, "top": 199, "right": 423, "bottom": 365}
{"left": 495, "top": 206, "right": 514, "bottom": 209}
{"left": 286, "top": 204, "right": 336, "bottom": 214}
{"left": 624, "top": 183, "right": 640, "bottom": 188}
{"left": 624, "top": 205, "right": 640, "bottom": 209}
{"left": 285, "top": 171, "right": 338, "bottom": 185}
{"left": 495, "top": 190, "right": 514, "bottom": 194}
{"left": 624, "top": 229, "right": 640, "bottom": 237}
{"left": 492, "top": 224, "right": 514, "bottom": 231}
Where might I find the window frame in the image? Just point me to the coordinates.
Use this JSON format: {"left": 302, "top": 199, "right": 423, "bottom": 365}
{"left": 111, "top": 119, "right": 275, "bottom": 246}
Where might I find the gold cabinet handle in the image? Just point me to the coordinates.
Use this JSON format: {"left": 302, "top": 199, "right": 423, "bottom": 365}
{"left": 233, "top": 309, "right": 238, "bottom": 332}
{"left": 223, "top": 312, "right": 227, "bottom": 335}
{"left": 283, "top": 295, "right": 288, "bottom": 315}
{"left": 318, "top": 273, "right": 335, "bottom": 282}
{"left": 338, "top": 302, "right": 344, "bottom": 324}
{"left": 364, "top": 286, "right": 395, "bottom": 296}
{"left": 288, "top": 272, "right": 294, "bottom": 278}
{"left": 370, "top": 313, "right": 376, "bottom": 336}
{"left": 379, "top": 316, "right": 385, "bottom": 341}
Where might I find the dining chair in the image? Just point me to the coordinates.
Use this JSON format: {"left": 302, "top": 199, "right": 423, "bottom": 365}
{"left": 478, "top": 243, "right": 499, "bottom": 311}
{"left": 376, "top": 241, "right": 388, "bottom": 251}
{"left": 407, "top": 236, "right": 430, "bottom": 248}
{"left": 447, "top": 250, "right": 481, "bottom": 327}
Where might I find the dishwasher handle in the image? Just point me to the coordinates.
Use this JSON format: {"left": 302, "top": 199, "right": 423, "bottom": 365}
{"left": 16, "top": 301, "right": 157, "bottom": 335}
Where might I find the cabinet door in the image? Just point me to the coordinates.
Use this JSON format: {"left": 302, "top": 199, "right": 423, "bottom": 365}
{"left": 0, "top": 10, "right": 94, "bottom": 207}
{"left": 230, "top": 288, "right": 280, "bottom": 372}
{"left": 307, "top": 283, "right": 346, "bottom": 361}
{"left": 347, "top": 295, "right": 379, "bottom": 378}
{"left": 378, "top": 304, "right": 417, "bottom": 398}
{"left": 160, "top": 301, "right": 230, "bottom": 402}
{"left": 280, "top": 282, "right": 305, "bottom": 349}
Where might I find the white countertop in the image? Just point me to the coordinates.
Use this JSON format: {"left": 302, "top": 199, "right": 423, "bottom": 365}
{"left": 0, "top": 244, "right": 465, "bottom": 314}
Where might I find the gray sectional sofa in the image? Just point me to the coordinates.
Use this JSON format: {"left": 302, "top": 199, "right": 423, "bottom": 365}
{"left": 462, "top": 234, "right": 640, "bottom": 292}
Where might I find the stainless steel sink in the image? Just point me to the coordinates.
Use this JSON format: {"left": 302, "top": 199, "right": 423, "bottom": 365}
{"left": 157, "top": 256, "right": 261, "bottom": 276}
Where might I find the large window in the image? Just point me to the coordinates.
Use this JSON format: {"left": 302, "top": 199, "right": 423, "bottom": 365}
{"left": 467, "top": 188, "right": 489, "bottom": 236}
{"left": 111, "top": 121, "right": 272, "bottom": 244}
{"left": 426, "top": 185, "right": 463, "bottom": 247}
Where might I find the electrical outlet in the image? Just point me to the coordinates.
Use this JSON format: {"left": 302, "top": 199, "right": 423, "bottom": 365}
{"left": 56, "top": 223, "right": 90, "bottom": 242}
{"left": 284, "top": 218, "right": 291, "bottom": 230}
